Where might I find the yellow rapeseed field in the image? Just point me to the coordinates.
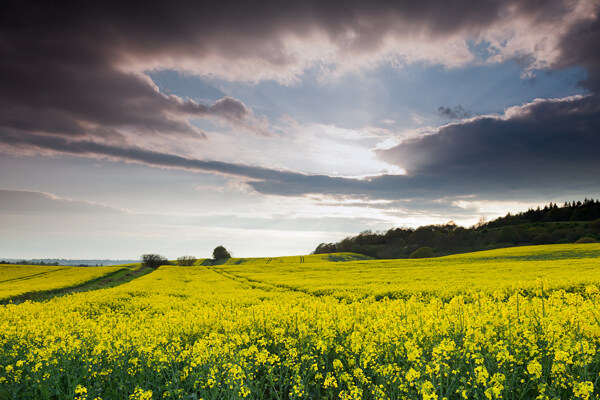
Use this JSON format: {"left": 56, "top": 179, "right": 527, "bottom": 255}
{"left": 0, "top": 264, "right": 126, "bottom": 300}
{"left": 1, "top": 244, "right": 600, "bottom": 399}
{"left": 213, "top": 244, "right": 600, "bottom": 301}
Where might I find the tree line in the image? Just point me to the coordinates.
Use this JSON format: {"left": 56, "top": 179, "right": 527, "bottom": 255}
{"left": 313, "top": 199, "right": 600, "bottom": 259}
{"left": 0, "top": 260, "right": 61, "bottom": 266}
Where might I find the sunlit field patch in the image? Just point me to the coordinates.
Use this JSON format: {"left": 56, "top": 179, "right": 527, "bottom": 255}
{"left": 1, "top": 244, "right": 599, "bottom": 399}
{"left": 215, "top": 244, "right": 600, "bottom": 300}
{"left": 0, "top": 264, "right": 126, "bottom": 300}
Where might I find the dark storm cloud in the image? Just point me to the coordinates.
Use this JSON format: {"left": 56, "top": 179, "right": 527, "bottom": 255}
{"left": 377, "top": 95, "right": 600, "bottom": 192}
{"left": 1, "top": 0, "right": 597, "bottom": 146}
{"left": 555, "top": 12, "right": 600, "bottom": 91}
{"left": 0, "top": 41, "right": 198, "bottom": 141}
{"left": 0, "top": 49, "right": 262, "bottom": 142}
{"left": 1, "top": 93, "right": 599, "bottom": 202}
{"left": 0, "top": 0, "right": 599, "bottom": 203}
{"left": 218, "top": 95, "right": 600, "bottom": 200}
{"left": 0, "top": 0, "right": 275, "bottom": 146}
{"left": 1, "top": 0, "right": 586, "bottom": 67}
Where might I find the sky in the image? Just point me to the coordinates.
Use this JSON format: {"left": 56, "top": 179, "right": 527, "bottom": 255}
{"left": 1, "top": 0, "right": 599, "bottom": 259}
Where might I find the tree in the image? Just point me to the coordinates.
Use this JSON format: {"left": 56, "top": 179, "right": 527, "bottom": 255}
{"left": 176, "top": 255, "right": 197, "bottom": 266}
{"left": 213, "top": 246, "right": 232, "bottom": 260}
{"left": 473, "top": 216, "right": 487, "bottom": 229}
{"left": 141, "top": 254, "right": 170, "bottom": 269}
{"left": 576, "top": 236, "right": 597, "bottom": 243}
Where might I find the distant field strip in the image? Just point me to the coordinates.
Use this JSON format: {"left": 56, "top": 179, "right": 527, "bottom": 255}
{"left": 214, "top": 244, "right": 600, "bottom": 300}
{"left": 444, "top": 243, "right": 600, "bottom": 261}
{"left": 210, "top": 252, "right": 372, "bottom": 266}
{"left": 0, "top": 264, "right": 128, "bottom": 300}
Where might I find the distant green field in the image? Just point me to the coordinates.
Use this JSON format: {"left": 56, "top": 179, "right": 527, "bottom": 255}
{"left": 212, "top": 243, "right": 600, "bottom": 300}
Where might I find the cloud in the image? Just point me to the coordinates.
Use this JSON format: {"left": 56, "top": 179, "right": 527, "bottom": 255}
{"left": 0, "top": 1, "right": 598, "bottom": 148}
{"left": 555, "top": 9, "right": 600, "bottom": 91}
{"left": 0, "top": 189, "right": 129, "bottom": 216}
{"left": 2, "top": 1, "right": 598, "bottom": 82}
{"left": 183, "top": 96, "right": 271, "bottom": 136}
{"left": 0, "top": 7, "right": 271, "bottom": 152}
{"left": 0, "top": 187, "right": 395, "bottom": 258}
{"left": 437, "top": 105, "right": 473, "bottom": 119}
{"left": 1, "top": 94, "right": 599, "bottom": 202}
{"left": 1, "top": 1, "right": 596, "bottom": 141}
{"left": 0, "top": 54, "right": 201, "bottom": 139}
{"left": 0, "top": 131, "right": 264, "bottom": 179}
{"left": 0, "top": 128, "right": 397, "bottom": 199}
{"left": 0, "top": 0, "right": 599, "bottom": 207}
{"left": 0, "top": 46, "right": 267, "bottom": 144}
{"left": 377, "top": 94, "right": 600, "bottom": 194}
{"left": 0, "top": 188, "right": 376, "bottom": 233}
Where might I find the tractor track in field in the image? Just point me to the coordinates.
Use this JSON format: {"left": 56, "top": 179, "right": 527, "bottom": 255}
{"left": 0, "top": 267, "right": 71, "bottom": 284}
{"left": 206, "top": 265, "right": 335, "bottom": 300}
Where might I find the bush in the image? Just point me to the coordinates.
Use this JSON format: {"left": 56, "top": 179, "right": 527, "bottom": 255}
{"left": 176, "top": 256, "right": 197, "bottom": 266}
{"left": 410, "top": 246, "right": 434, "bottom": 259}
{"left": 213, "top": 246, "right": 232, "bottom": 259}
{"left": 575, "top": 236, "right": 597, "bottom": 243}
{"left": 141, "top": 254, "right": 170, "bottom": 269}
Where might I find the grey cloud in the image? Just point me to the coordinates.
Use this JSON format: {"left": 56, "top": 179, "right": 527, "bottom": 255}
{"left": 178, "top": 96, "right": 249, "bottom": 120}
{"left": 0, "top": 188, "right": 376, "bottom": 233}
{"left": 0, "top": 130, "right": 296, "bottom": 182}
{"left": 0, "top": 0, "right": 597, "bottom": 150}
{"left": 0, "top": 189, "right": 128, "bottom": 216}
{"left": 382, "top": 96, "right": 600, "bottom": 175}
{"left": 1, "top": 0, "right": 597, "bottom": 133}
{"left": 0, "top": 128, "right": 409, "bottom": 199}
{"left": 377, "top": 95, "right": 600, "bottom": 193}
{"left": 0, "top": 187, "right": 391, "bottom": 258}
{"left": 437, "top": 105, "right": 472, "bottom": 119}
{"left": 556, "top": 13, "right": 600, "bottom": 91}
{"left": 185, "top": 214, "right": 383, "bottom": 233}
{"left": 0, "top": 0, "right": 272, "bottom": 148}
{"left": 0, "top": 49, "right": 261, "bottom": 141}
{"left": 0, "top": 49, "right": 202, "bottom": 139}
{"left": 181, "top": 96, "right": 269, "bottom": 135}
{"left": 231, "top": 95, "right": 600, "bottom": 200}
{"left": 0, "top": 0, "right": 599, "bottom": 206}
{"left": 1, "top": 93, "right": 599, "bottom": 203}
{"left": 2, "top": 1, "right": 584, "bottom": 65}
{"left": 208, "top": 97, "right": 250, "bottom": 121}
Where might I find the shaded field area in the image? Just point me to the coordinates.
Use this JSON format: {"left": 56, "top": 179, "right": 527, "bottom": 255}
{"left": 1, "top": 244, "right": 600, "bottom": 399}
